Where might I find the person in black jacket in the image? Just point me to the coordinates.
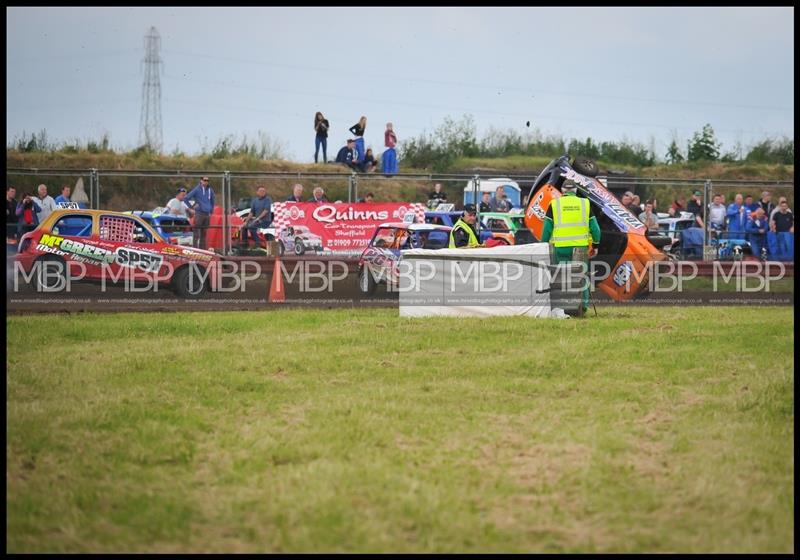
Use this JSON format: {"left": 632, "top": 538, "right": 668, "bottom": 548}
{"left": 349, "top": 116, "right": 366, "bottom": 163}
{"left": 335, "top": 139, "right": 358, "bottom": 170}
{"left": 314, "top": 112, "right": 330, "bottom": 163}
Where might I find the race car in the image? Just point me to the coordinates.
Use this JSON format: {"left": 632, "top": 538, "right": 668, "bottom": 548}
{"left": 276, "top": 225, "right": 323, "bottom": 256}
{"left": 479, "top": 210, "right": 535, "bottom": 245}
{"left": 125, "top": 209, "right": 194, "bottom": 246}
{"left": 357, "top": 222, "right": 452, "bottom": 294}
{"left": 522, "top": 155, "right": 667, "bottom": 301}
{"left": 15, "top": 209, "right": 220, "bottom": 297}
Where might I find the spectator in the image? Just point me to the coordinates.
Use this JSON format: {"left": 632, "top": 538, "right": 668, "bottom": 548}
{"left": 769, "top": 197, "right": 794, "bottom": 260}
{"left": 34, "top": 184, "right": 57, "bottom": 223}
{"left": 621, "top": 191, "right": 640, "bottom": 216}
{"left": 54, "top": 185, "right": 72, "bottom": 206}
{"left": 358, "top": 192, "right": 375, "bottom": 203}
{"left": 632, "top": 194, "right": 642, "bottom": 212}
{"left": 184, "top": 176, "right": 215, "bottom": 249}
{"left": 6, "top": 186, "right": 18, "bottom": 240}
{"left": 308, "top": 187, "right": 328, "bottom": 204}
{"left": 427, "top": 183, "right": 447, "bottom": 209}
{"left": 16, "top": 194, "right": 41, "bottom": 239}
{"left": 668, "top": 196, "right": 686, "bottom": 217}
{"left": 314, "top": 111, "right": 330, "bottom": 164}
{"left": 744, "top": 194, "right": 757, "bottom": 213}
{"left": 745, "top": 207, "right": 768, "bottom": 259}
{"left": 286, "top": 183, "right": 304, "bottom": 203}
{"left": 492, "top": 185, "right": 512, "bottom": 212}
{"left": 165, "top": 187, "right": 193, "bottom": 218}
{"left": 758, "top": 190, "right": 775, "bottom": 218}
{"left": 686, "top": 190, "right": 704, "bottom": 228}
{"left": 382, "top": 122, "right": 398, "bottom": 176}
{"left": 638, "top": 200, "right": 659, "bottom": 232}
{"left": 241, "top": 186, "right": 272, "bottom": 248}
{"left": 707, "top": 193, "right": 727, "bottom": 235}
{"left": 479, "top": 191, "right": 492, "bottom": 213}
{"left": 359, "top": 148, "right": 377, "bottom": 173}
{"left": 335, "top": 139, "right": 358, "bottom": 170}
{"left": 349, "top": 116, "right": 367, "bottom": 163}
{"left": 726, "top": 193, "right": 747, "bottom": 234}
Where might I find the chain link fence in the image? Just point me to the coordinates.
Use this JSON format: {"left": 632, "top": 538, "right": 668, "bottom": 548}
{"left": 7, "top": 168, "right": 794, "bottom": 260}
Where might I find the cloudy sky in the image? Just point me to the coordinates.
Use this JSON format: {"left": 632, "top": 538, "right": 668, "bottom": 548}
{"left": 6, "top": 6, "right": 794, "bottom": 161}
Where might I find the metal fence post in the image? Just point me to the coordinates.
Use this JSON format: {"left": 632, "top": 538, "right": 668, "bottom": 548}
{"left": 703, "top": 179, "right": 711, "bottom": 260}
{"left": 90, "top": 168, "right": 99, "bottom": 209}
{"left": 222, "top": 171, "right": 231, "bottom": 255}
{"left": 349, "top": 172, "right": 358, "bottom": 203}
{"left": 473, "top": 174, "right": 481, "bottom": 237}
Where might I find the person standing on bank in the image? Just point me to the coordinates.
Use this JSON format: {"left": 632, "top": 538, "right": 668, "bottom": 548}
{"left": 184, "top": 176, "right": 215, "bottom": 249}
{"left": 314, "top": 112, "right": 330, "bottom": 163}
{"left": 540, "top": 179, "right": 601, "bottom": 315}
{"left": 349, "top": 116, "right": 367, "bottom": 164}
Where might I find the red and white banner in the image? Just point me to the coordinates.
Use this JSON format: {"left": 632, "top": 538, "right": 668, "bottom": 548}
{"left": 272, "top": 202, "right": 426, "bottom": 252}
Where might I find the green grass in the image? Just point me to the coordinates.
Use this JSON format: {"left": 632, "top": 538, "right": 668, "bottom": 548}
{"left": 6, "top": 307, "right": 794, "bottom": 553}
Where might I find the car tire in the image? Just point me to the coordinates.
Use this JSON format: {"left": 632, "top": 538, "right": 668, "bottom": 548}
{"left": 173, "top": 264, "right": 208, "bottom": 298}
{"left": 572, "top": 156, "right": 599, "bottom": 177}
{"left": 34, "top": 255, "right": 67, "bottom": 292}
{"left": 358, "top": 266, "right": 377, "bottom": 295}
{"left": 294, "top": 239, "right": 306, "bottom": 255}
{"left": 277, "top": 241, "right": 285, "bottom": 256}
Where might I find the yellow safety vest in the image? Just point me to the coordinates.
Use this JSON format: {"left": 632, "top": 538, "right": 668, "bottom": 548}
{"left": 449, "top": 218, "right": 480, "bottom": 248}
{"left": 551, "top": 195, "right": 590, "bottom": 247}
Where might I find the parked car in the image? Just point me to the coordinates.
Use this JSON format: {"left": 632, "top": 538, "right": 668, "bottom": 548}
{"left": 358, "top": 222, "right": 452, "bottom": 294}
{"left": 656, "top": 211, "right": 697, "bottom": 256}
{"left": 125, "top": 209, "right": 194, "bottom": 246}
{"left": 15, "top": 209, "right": 220, "bottom": 297}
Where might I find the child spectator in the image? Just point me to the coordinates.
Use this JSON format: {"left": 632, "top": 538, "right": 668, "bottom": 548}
{"left": 638, "top": 200, "right": 659, "bottom": 232}
{"left": 314, "top": 111, "right": 330, "bottom": 163}
{"left": 16, "top": 194, "right": 41, "bottom": 238}
{"left": 360, "top": 148, "right": 377, "bottom": 173}
{"left": 479, "top": 192, "right": 492, "bottom": 213}
{"left": 349, "top": 116, "right": 367, "bottom": 163}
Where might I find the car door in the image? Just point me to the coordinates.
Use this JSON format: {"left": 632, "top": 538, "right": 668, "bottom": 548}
{"left": 98, "top": 213, "right": 167, "bottom": 285}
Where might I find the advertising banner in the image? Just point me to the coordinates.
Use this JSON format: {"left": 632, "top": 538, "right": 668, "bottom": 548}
{"left": 271, "top": 202, "right": 426, "bottom": 253}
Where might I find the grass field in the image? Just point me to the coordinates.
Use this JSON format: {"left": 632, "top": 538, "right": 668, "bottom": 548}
{"left": 6, "top": 306, "right": 794, "bottom": 553}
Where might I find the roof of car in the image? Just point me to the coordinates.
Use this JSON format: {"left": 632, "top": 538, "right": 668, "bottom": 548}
{"left": 376, "top": 222, "right": 452, "bottom": 231}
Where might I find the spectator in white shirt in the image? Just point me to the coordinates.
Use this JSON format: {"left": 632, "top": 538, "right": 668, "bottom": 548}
{"left": 165, "top": 187, "right": 193, "bottom": 218}
{"left": 34, "top": 184, "right": 57, "bottom": 223}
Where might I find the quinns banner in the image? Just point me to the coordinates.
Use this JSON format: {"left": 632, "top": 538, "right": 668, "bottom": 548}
{"left": 271, "top": 202, "right": 426, "bottom": 253}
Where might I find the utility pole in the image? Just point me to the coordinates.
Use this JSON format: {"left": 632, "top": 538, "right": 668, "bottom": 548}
{"left": 138, "top": 26, "right": 163, "bottom": 153}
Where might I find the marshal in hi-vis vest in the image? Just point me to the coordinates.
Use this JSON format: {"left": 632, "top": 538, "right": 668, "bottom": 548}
{"left": 448, "top": 218, "right": 480, "bottom": 248}
{"left": 551, "top": 196, "right": 590, "bottom": 247}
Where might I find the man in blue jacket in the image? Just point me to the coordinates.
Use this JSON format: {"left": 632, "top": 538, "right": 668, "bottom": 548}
{"left": 745, "top": 207, "right": 768, "bottom": 259}
{"left": 726, "top": 193, "right": 747, "bottom": 234}
{"left": 184, "top": 176, "right": 215, "bottom": 249}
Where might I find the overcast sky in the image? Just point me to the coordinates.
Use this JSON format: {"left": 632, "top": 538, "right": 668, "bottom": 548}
{"left": 6, "top": 6, "right": 794, "bottom": 162}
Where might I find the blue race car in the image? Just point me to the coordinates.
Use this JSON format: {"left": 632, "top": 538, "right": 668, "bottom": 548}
{"left": 125, "top": 210, "right": 194, "bottom": 246}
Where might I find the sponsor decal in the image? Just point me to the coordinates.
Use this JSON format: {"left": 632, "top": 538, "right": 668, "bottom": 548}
{"left": 613, "top": 261, "right": 634, "bottom": 286}
{"left": 114, "top": 247, "right": 164, "bottom": 273}
{"left": 528, "top": 191, "right": 547, "bottom": 220}
{"left": 312, "top": 205, "right": 390, "bottom": 224}
{"left": 288, "top": 205, "right": 305, "bottom": 220}
{"left": 56, "top": 202, "right": 80, "bottom": 209}
{"left": 37, "top": 233, "right": 166, "bottom": 271}
{"left": 559, "top": 166, "right": 643, "bottom": 232}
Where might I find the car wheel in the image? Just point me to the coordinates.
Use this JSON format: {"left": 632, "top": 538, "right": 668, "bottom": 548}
{"left": 277, "top": 240, "right": 285, "bottom": 256}
{"left": 572, "top": 156, "right": 599, "bottom": 177}
{"left": 294, "top": 239, "right": 306, "bottom": 255}
{"left": 34, "top": 255, "right": 67, "bottom": 292}
{"left": 173, "top": 265, "right": 208, "bottom": 298}
{"left": 358, "top": 266, "right": 377, "bottom": 295}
